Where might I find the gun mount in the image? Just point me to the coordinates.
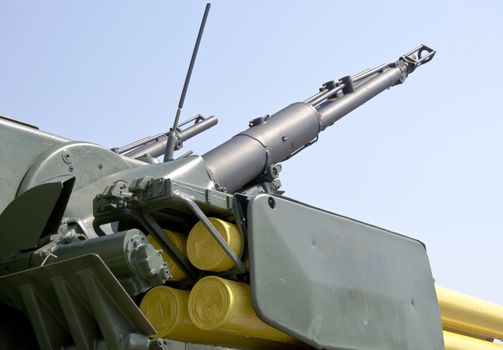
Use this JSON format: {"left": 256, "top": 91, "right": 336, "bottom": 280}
{"left": 119, "top": 45, "right": 435, "bottom": 194}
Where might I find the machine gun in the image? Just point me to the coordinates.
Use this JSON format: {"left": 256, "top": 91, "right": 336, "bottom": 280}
{"left": 120, "top": 45, "right": 434, "bottom": 194}
{"left": 1, "top": 8, "right": 502, "bottom": 350}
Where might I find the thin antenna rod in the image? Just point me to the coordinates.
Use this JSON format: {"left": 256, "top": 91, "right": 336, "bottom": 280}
{"left": 164, "top": 3, "right": 211, "bottom": 162}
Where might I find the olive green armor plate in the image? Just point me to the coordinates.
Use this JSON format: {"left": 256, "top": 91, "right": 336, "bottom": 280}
{"left": 248, "top": 194, "right": 444, "bottom": 350}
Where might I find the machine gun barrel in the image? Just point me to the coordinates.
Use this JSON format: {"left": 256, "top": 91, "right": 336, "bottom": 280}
{"left": 121, "top": 115, "right": 218, "bottom": 159}
{"left": 203, "top": 45, "right": 435, "bottom": 193}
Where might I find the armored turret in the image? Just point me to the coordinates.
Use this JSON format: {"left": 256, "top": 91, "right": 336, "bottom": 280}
{"left": 2, "top": 5, "right": 502, "bottom": 349}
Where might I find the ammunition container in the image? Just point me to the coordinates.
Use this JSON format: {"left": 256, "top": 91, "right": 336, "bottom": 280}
{"left": 147, "top": 230, "right": 187, "bottom": 281}
{"left": 140, "top": 286, "right": 294, "bottom": 349}
{"left": 437, "top": 286, "right": 503, "bottom": 340}
{"left": 187, "top": 218, "right": 243, "bottom": 272}
{"left": 141, "top": 286, "right": 197, "bottom": 340}
{"left": 188, "top": 276, "right": 293, "bottom": 342}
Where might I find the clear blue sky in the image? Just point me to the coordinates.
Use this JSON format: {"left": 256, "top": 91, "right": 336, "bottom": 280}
{"left": 1, "top": 1, "right": 503, "bottom": 304}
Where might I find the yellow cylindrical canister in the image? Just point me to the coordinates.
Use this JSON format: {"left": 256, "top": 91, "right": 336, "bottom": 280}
{"left": 140, "top": 286, "right": 197, "bottom": 340}
{"left": 188, "top": 276, "right": 293, "bottom": 343}
{"left": 187, "top": 218, "right": 243, "bottom": 272}
{"left": 147, "top": 230, "right": 187, "bottom": 281}
{"left": 140, "top": 286, "right": 295, "bottom": 349}
{"left": 437, "top": 286, "right": 503, "bottom": 340}
{"left": 443, "top": 330, "right": 503, "bottom": 350}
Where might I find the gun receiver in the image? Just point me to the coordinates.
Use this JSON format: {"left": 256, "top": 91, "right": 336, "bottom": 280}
{"left": 203, "top": 44, "right": 435, "bottom": 192}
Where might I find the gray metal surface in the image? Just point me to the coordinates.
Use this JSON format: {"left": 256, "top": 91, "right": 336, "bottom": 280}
{"left": 0, "top": 254, "right": 156, "bottom": 350}
{"left": 17, "top": 141, "right": 142, "bottom": 196}
{"left": 203, "top": 103, "right": 320, "bottom": 192}
{"left": 317, "top": 65, "right": 406, "bottom": 129}
{"left": 65, "top": 155, "right": 215, "bottom": 237}
{"left": 0, "top": 117, "right": 69, "bottom": 214}
{"left": 0, "top": 176, "right": 74, "bottom": 256}
{"left": 0, "top": 117, "right": 145, "bottom": 215}
{"left": 248, "top": 194, "right": 443, "bottom": 350}
{"left": 203, "top": 46, "right": 434, "bottom": 193}
{"left": 124, "top": 115, "right": 217, "bottom": 159}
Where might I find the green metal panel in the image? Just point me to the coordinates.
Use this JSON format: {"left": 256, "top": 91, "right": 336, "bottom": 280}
{"left": 52, "top": 230, "right": 169, "bottom": 296}
{"left": 65, "top": 155, "right": 216, "bottom": 237}
{"left": 0, "top": 254, "right": 156, "bottom": 350}
{"left": 248, "top": 194, "right": 444, "bottom": 350}
{"left": 0, "top": 176, "right": 74, "bottom": 257}
{"left": 16, "top": 142, "right": 140, "bottom": 196}
{"left": 0, "top": 117, "right": 68, "bottom": 214}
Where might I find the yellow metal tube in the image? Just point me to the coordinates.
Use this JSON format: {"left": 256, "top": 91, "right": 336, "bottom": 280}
{"left": 444, "top": 331, "right": 503, "bottom": 350}
{"left": 141, "top": 286, "right": 201, "bottom": 340}
{"left": 140, "top": 286, "right": 296, "bottom": 349}
{"left": 437, "top": 287, "right": 503, "bottom": 340}
{"left": 188, "top": 276, "right": 293, "bottom": 342}
{"left": 187, "top": 218, "right": 243, "bottom": 272}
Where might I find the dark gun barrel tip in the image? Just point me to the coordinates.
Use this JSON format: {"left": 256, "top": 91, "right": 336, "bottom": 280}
{"left": 400, "top": 44, "right": 436, "bottom": 73}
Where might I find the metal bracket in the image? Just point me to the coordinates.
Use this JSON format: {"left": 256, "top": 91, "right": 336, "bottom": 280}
{"left": 0, "top": 254, "right": 156, "bottom": 350}
{"left": 93, "top": 207, "right": 199, "bottom": 283}
{"left": 140, "top": 210, "right": 200, "bottom": 281}
{"left": 93, "top": 177, "right": 245, "bottom": 282}
{"left": 174, "top": 192, "right": 246, "bottom": 273}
